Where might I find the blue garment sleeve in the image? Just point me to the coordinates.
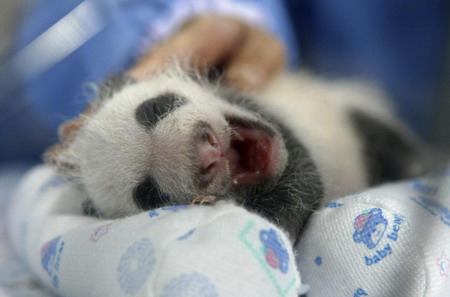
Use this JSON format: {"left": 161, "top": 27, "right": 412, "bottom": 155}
{"left": 3, "top": 0, "right": 298, "bottom": 162}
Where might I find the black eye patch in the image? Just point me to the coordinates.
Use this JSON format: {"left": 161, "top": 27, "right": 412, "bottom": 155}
{"left": 133, "top": 176, "right": 170, "bottom": 210}
{"left": 135, "top": 93, "right": 186, "bottom": 128}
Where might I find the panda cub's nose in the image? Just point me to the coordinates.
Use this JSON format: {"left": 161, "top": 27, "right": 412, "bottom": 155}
{"left": 197, "top": 126, "right": 225, "bottom": 185}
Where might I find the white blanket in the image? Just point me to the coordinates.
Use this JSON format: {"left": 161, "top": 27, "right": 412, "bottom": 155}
{"left": 296, "top": 168, "right": 450, "bottom": 297}
{"left": 3, "top": 164, "right": 450, "bottom": 297}
{"left": 5, "top": 165, "right": 305, "bottom": 297}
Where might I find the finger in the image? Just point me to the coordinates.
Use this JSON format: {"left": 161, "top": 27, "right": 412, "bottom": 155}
{"left": 224, "top": 27, "right": 286, "bottom": 91}
{"left": 128, "top": 16, "right": 249, "bottom": 79}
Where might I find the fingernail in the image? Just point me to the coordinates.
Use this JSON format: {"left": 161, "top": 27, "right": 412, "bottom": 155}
{"left": 227, "top": 66, "right": 265, "bottom": 90}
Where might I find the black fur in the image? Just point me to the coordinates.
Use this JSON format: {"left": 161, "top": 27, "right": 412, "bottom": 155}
{"left": 225, "top": 95, "right": 324, "bottom": 241}
{"left": 133, "top": 176, "right": 171, "bottom": 210}
{"left": 90, "top": 79, "right": 425, "bottom": 242}
{"left": 82, "top": 199, "right": 100, "bottom": 217}
{"left": 350, "top": 110, "right": 426, "bottom": 184}
{"left": 135, "top": 93, "right": 186, "bottom": 128}
{"left": 129, "top": 92, "right": 324, "bottom": 241}
{"left": 98, "top": 75, "right": 136, "bottom": 101}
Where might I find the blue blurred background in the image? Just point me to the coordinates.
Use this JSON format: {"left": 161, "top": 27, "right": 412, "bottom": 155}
{"left": 0, "top": 0, "right": 449, "bottom": 165}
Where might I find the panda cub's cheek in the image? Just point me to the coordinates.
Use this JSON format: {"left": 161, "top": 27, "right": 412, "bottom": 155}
{"left": 135, "top": 93, "right": 187, "bottom": 128}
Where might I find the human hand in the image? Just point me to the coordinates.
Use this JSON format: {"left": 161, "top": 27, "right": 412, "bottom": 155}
{"left": 127, "top": 16, "right": 285, "bottom": 91}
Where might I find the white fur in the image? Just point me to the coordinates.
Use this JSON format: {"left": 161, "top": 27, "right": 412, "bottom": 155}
{"left": 54, "top": 68, "right": 396, "bottom": 218}
{"left": 253, "top": 73, "right": 396, "bottom": 201}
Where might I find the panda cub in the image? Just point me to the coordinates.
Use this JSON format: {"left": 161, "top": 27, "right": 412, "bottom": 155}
{"left": 46, "top": 68, "right": 425, "bottom": 241}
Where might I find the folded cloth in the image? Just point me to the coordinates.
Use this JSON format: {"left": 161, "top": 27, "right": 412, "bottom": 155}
{"left": 7, "top": 165, "right": 304, "bottom": 297}
{"left": 9, "top": 164, "right": 450, "bottom": 297}
{"left": 0, "top": 165, "right": 54, "bottom": 297}
{"left": 296, "top": 167, "right": 450, "bottom": 297}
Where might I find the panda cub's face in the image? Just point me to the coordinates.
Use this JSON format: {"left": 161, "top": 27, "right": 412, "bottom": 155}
{"left": 53, "top": 73, "right": 289, "bottom": 218}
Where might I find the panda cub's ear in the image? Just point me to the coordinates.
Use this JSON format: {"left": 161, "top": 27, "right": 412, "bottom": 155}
{"left": 96, "top": 75, "right": 136, "bottom": 102}
{"left": 350, "top": 110, "right": 431, "bottom": 185}
{"left": 44, "top": 75, "right": 136, "bottom": 174}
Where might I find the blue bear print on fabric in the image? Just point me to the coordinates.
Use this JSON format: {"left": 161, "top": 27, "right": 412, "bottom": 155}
{"left": 353, "top": 208, "right": 387, "bottom": 249}
{"left": 410, "top": 196, "right": 450, "bottom": 227}
{"left": 326, "top": 202, "right": 343, "bottom": 208}
{"left": 39, "top": 175, "right": 67, "bottom": 193}
{"left": 149, "top": 210, "right": 159, "bottom": 217}
{"left": 314, "top": 256, "right": 322, "bottom": 266}
{"left": 149, "top": 205, "right": 189, "bottom": 217}
{"left": 411, "top": 180, "right": 439, "bottom": 197}
{"left": 177, "top": 229, "right": 196, "bottom": 241}
{"left": 162, "top": 205, "right": 189, "bottom": 211}
{"left": 117, "top": 238, "right": 156, "bottom": 294}
{"left": 89, "top": 223, "right": 111, "bottom": 242}
{"left": 259, "top": 228, "right": 289, "bottom": 274}
{"left": 40, "top": 235, "right": 65, "bottom": 288}
{"left": 18, "top": 221, "right": 28, "bottom": 256}
{"left": 160, "top": 272, "right": 218, "bottom": 297}
{"left": 354, "top": 288, "right": 368, "bottom": 296}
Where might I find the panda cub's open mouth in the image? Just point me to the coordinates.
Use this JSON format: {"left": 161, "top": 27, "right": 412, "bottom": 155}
{"left": 226, "top": 117, "right": 283, "bottom": 186}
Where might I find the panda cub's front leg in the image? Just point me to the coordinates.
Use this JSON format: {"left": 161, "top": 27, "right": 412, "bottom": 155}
{"left": 192, "top": 195, "right": 217, "bottom": 205}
